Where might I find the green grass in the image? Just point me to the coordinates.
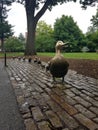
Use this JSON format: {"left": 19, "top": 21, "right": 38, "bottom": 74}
{"left": 0, "top": 52, "right": 98, "bottom": 60}
{"left": 0, "top": 52, "right": 24, "bottom": 57}
{"left": 38, "top": 52, "right": 98, "bottom": 60}
{"left": 63, "top": 52, "right": 98, "bottom": 60}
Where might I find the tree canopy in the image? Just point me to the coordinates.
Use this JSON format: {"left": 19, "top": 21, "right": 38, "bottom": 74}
{"left": 86, "top": 8, "right": 98, "bottom": 51}
{"left": 90, "top": 8, "right": 98, "bottom": 31}
{"left": 54, "top": 15, "right": 86, "bottom": 52}
{"left": 0, "top": 0, "right": 13, "bottom": 51}
{"left": 4, "top": 36, "right": 25, "bottom": 52}
{"left": 36, "top": 21, "right": 55, "bottom": 52}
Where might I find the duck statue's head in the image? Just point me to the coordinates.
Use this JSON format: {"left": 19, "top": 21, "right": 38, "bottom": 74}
{"left": 55, "top": 41, "right": 68, "bottom": 53}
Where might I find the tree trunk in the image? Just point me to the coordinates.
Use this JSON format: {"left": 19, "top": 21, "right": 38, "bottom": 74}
{"left": 24, "top": 0, "right": 37, "bottom": 56}
{"left": 25, "top": 18, "right": 37, "bottom": 55}
{"left": 24, "top": 0, "right": 50, "bottom": 56}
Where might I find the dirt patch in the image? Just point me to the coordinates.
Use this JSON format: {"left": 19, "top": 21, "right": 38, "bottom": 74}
{"left": 38, "top": 56, "right": 98, "bottom": 79}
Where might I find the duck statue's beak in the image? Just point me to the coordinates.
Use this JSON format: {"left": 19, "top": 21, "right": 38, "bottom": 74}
{"left": 62, "top": 42, "right": 69, "bottom": 47}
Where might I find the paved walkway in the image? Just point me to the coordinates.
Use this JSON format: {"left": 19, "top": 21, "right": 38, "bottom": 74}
{"left": 6, "top": 58, "right": 98, "bottom": 130}
{"left": 0, "top": 59, "right": 25, "bottom": 130}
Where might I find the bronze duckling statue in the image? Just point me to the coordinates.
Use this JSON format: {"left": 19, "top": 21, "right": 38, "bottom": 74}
{"left": 37, "top": 58, "right": 41, "bottom": 65}
{"left": 48, "top": 41, "right": 69, "bottom": 82}
{"left": 33, "top": 57, "right": 38, "bottom": 63}
{"left": 28, "top": 56, "right": 32, "bottom": 63}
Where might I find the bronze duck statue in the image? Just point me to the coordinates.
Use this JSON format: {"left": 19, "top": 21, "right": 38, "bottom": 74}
{"left": 48, "top": 41, "right": 69, "bottom": 82}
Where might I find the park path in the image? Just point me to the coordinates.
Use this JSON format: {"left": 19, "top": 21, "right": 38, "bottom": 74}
{"left": 0, "top": 59, "right": 25, "bottom": 130}
{"left": 6, "top": 58, "right": 98, "bottom": 130}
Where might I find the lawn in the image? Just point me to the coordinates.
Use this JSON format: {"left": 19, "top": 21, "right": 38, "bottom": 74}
{"left": 0, "top": 52, "right": 24, "bottom": 58}
{"left": 38, "top": 52, "right": 98, "bottom": 60}
{"left": 0, "top": 52, "right": 98, "bottom": 60}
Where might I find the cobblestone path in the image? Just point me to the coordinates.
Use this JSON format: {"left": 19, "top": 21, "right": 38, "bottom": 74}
{"left": 6, "top": 59, "right": 98, "bottom": 130}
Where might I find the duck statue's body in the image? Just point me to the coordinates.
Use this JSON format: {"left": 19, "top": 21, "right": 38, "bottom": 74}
{"left": 48, "top": 41, "right": 69, "bottom": 82}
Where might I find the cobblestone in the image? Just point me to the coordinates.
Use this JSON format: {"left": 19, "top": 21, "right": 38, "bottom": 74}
{"left": 45, "top": 110, "right": 63, "bottom": 128}
{"left": 6, "top": 59, "right": 98, "bottom": 130}
{"left": 74, "top": 113, "right": 98, "bottom": 130}
{"left": 38, "top": 121, "right": 51, "bottom": 130}
{"left": 74, "top": 104, "right": 96, "bottom": 119}
{"left": 31, "top": 106, "right": 45, "bottom": 122}
{"left": 24, "top": 118, "right": 37, "bottom": 130}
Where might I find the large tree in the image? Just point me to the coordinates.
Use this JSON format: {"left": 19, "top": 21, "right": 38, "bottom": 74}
{"left": 0, "top": 0, "right": 13, "bottom": 51}
{"left": 36, "top": 21, "right": 55, "bottom": 52}
{"left": 13, "top": 0, "right": 98, "bottom": 55}
{"left": 87, "top": 8, "right": 98, "bottom": 33}
{"left": 4, "top": 36, "right": 25, "bottom": 52}
{"left": 54, "top": 15, "right": 86, "bottom": 52}
{"left": 86, "top": 8, "right": 98, "bottom": 51}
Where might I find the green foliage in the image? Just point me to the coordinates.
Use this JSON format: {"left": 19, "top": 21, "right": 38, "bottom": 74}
{"left": 36, "top": 21, "right": 55, "bottom": 52}
{"left": 15, "top": 0, "right": 98, "bottom": 9}
{"left": 79, "top": 0, "right": 98, "bottom": 9}
{"left": 0, "top": 21, "right": 13, "bottom": 38}
{"left": 0, "top": 0, "right": 14, "bottom": 50}
{"left": 4, "top": 37, "right": 25, "bottom": 52}
{"left": 54, "top": 15, "right": 86, "bottom": 52}
{"left": 18, "top": 33, "right": 26, "bottom": 44}
{"left": 86, "top": 31, "right": 98, "bottom": 51}
{"left": 87, "top": 8, "right": 98, "bottom": 32}
{"left": 86, "top": 8, "right": 98, "bottom": 51}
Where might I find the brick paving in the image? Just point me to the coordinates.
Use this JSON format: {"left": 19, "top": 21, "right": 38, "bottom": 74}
{"left": 6, "top": 58, "right": 98, "bottom": 130}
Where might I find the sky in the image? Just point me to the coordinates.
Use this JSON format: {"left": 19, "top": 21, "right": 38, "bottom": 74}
{"left": 7, "top": 1, "right": 98, "bottom": 36}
